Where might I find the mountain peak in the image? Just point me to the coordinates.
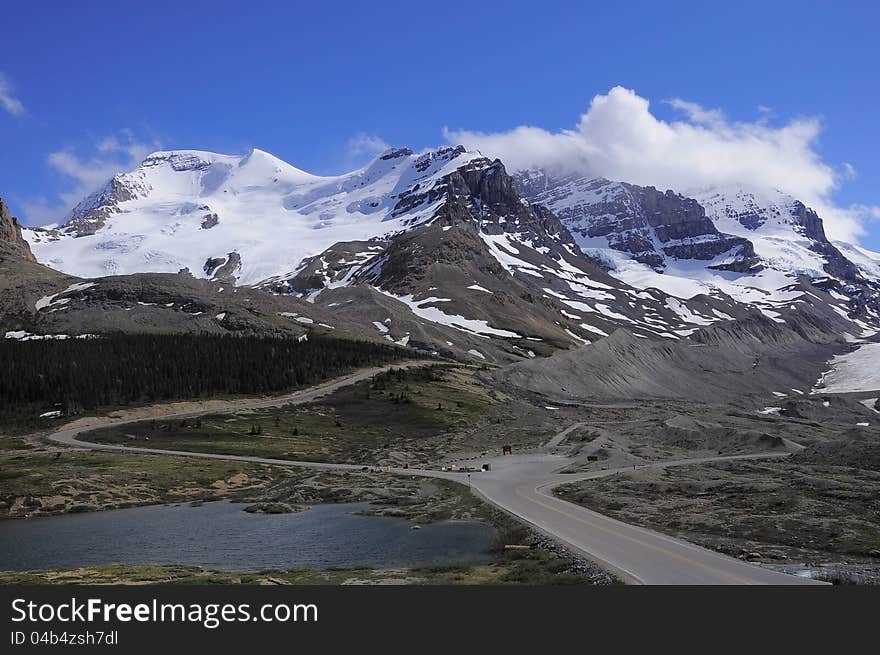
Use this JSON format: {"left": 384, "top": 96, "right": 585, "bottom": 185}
{"left": 515, "top": 170, "right": 759, "bottom": 274}
{"left": 512, "top": 169, "right": 879, "bottom": 316}
{"left": 140, "top": 149, "right": 237, "bottom": 170}
{"left": 378, "top": 147, "right": 414, "bottom": 160}
{"left": 236, "top": 147, "right": 319, "bottom": 184}
{"left": 21, "top": 143, "right": 486, "bottom": 285}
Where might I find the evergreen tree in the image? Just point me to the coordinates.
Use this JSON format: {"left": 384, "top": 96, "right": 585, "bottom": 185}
{"left": 0, "top": 333, "right": 418, "bottom": 429}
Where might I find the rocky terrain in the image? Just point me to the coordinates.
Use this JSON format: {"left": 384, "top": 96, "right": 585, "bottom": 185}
{"left": 10, "top": 145, "right": 878, "bottom": 368}
{"left": 491, "top": 314, "right": 845, "bottom": 404}
{"left": 299, "top": 157, "right": 752, "bottom": 361}
{"left": 793, "top": 427, "right": 880, "bottom": 471}
{"left": 516, "top": 171, "right": 879, "bottom": 290}
{"left": 0, "top": 259, "right": 376, "bottom": 342}
{"left": 555, "top": 457, "right": 880, "bottom": 565}
{"left": 515, "top": 173, "right": 760, "bottom": 272}
{"left": 0, "top": 199, "right": 36, "bottom": 262}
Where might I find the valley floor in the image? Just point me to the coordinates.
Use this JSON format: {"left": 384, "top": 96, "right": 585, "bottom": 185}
{"left": 2, "top": 363, "right": 879, "bottom": 584}
{"left": 555, "top": 459, "right": 880, "bottom": 569}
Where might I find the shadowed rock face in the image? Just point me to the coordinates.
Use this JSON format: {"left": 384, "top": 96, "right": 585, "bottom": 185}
{"left": 0, "top": 198, "right": 36, "bottom": 262}
{"left": 514, "top": 173, "right": 760, "bottom": 272}
{"left": 791, "top": 201, "right": 862, "bottom": 282}
{"left": 203, "top": 252, "right": 241, "bottom": 283}
{"left": 447, "top": 159, "right": 578, "bottom": 252}
{"left": 627, "top": 184, "right": 760, "bottom": 272}
{"left": 62, "top": 176, "right": 138, "bottom": 237}
{"left": 363, "top": 158, "right": 611, "bottom": 302}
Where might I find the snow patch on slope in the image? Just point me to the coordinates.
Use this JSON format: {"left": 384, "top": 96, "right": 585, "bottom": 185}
{"left": 378, "top": 290, "right": 522, "bottom": 338}
{"left": 35, "top": 282, "right": 97, "bottom": 311}
{"left": 815, "top": 342, "right": 880, "bottom": 393}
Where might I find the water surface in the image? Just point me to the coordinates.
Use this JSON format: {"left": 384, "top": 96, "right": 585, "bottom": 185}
{"left": 0, "top": 501, "right": 495, "bottom": 571}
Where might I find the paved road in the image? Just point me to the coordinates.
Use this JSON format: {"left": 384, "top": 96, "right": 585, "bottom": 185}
{"left": 48, "top": 362, "right": 465, "bottom": 479}
{"left": 468, "top": 450, "right": 822, "bottom": 585}
{"left": 542, "top": 422, "right": 586, "bottom": 451}
{"left": 47, "top": 366, "right": 825, "bottom": 586}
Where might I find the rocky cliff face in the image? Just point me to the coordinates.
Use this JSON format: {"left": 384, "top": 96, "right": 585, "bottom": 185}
{"left": 203, "top": 251, "right": 242, "bottom": 284}
{"left": 366, "top": 157, "right": 605, "bottom": 293}
{"left": 692, "top": 187, "right": 869, "bottom": 283}
{"left": 62, "top": 175, "right": 145, "bottom": 237}
{"left": 790, "top": 201, "right": 862, "bottom": 282}
{"left": 515, "top": 172, "right": 760, "bottom": 272}
{"left": 454, "top": 159, "right": 577, "bottom": 250}
{"left": 0, "top": 198, "right": 36, "bottom": 262}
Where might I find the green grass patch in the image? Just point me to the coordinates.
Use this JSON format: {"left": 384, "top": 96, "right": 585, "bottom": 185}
{"left": 0, "top": 440, "right": 280, "bottom": 517}
{"left": 88, "top": 366, "right": 492, "bottom": 465}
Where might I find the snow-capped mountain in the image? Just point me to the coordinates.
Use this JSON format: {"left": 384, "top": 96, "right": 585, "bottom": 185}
{"left": 515, "top": 172, "right": 760, "bottom": 274}
{"left": 835, "top": 241, "right": 880, "bottom": 282}
{"left": 288, "top": 156, "right": 767, "bottom": 359}
{"left": 514, "top": 170, "right": 880, "bottom": 317}
{"left": 13, "top": 146, "right": 880, "bottom": 364}
{"left": 691, "top": 186, "right": 862, "bottom": 283}
{"left": 1, "top": 201, "right": 360, "bottom": 343}
{"left": 11, "top": 148, "right": 753, "bottom": 361}
{"left": 24, "top": 146, "right": 478, "bottom": 285}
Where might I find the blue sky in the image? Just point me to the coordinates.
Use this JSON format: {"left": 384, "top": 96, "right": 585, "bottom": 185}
{"left": 1, "top": 1, "right": 878, "bottom": 247}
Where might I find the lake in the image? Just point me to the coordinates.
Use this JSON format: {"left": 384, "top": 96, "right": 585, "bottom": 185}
{"left": 0, "top": 501, "right": 496, "bottom": 571}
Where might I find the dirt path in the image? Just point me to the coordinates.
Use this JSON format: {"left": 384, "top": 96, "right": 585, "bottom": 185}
{"left": 57, "top": 360, "right": 430, "bottom": 432}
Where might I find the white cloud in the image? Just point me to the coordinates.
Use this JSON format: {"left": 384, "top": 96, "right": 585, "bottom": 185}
{"left": 665, "top": 98, "right": 725, "bottom": 127}
{"left": 22, "top": 131, "right": 158, "bottom": 225}
{"left": 0, "top": 73, "right": 25, "bottom": 116}
{"left": 444, "top": 86, "right": 871, "bottom": 242}
{"left": 851, "top": 204, "right": 880, "bottom": 222}
{"left": 345, "top": 133, "right": 390, "bottom": 160}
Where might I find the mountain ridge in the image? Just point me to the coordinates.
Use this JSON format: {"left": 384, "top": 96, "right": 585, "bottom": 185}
{"left": 7, "top": 144, "right": 880, "bottom": 366}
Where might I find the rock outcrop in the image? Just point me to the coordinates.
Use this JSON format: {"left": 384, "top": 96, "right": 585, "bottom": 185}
{"left": 790, "top": 201, "right": 862, "bottom": 282}
{"left": 62, "top": 176, "right": 142, "bottom": 237}
{"left": 515, "top": 173, "right": 760, "bottom": 272}
{"left": 0, "top": 198, "right": 36, "bottom": 262}
{"left": 203, "top": 251, "right": 242, "bottom": 283}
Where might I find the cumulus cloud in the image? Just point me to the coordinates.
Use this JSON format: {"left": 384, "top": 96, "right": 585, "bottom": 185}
{"left": 22, "top": 131, "right": 158, "bottom": 225}
{"left": 0, "top": 73, "right": 25, "bottom": 116}
{"left": 444, "top": 86, "right": 874, "bottom": 242}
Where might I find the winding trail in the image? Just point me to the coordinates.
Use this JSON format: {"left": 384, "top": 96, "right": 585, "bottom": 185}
{"left": 47, "top": 365, "right": 824, "bottom": 586}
